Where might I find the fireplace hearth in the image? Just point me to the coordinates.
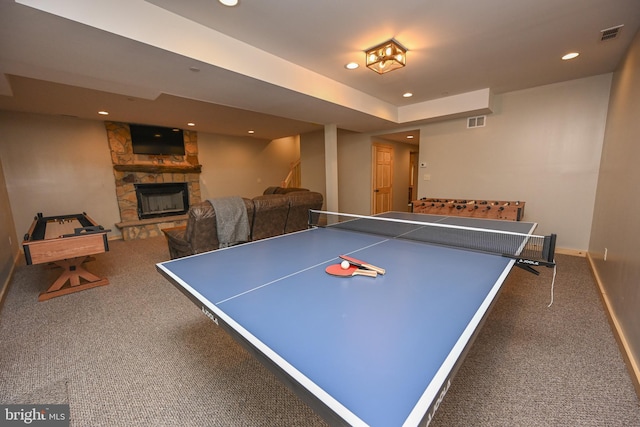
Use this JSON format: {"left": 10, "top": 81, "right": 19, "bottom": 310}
{"left": 135, "top": 183, "right": 189, "bottom": 220}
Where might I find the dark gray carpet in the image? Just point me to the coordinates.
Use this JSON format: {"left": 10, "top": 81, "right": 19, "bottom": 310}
{"left": 1, "top": 237, "right": 638, "bottom": 426}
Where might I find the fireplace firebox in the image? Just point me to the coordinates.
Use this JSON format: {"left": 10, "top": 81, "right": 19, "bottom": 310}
{"left": 135, "top": 183, "right": 189, "bottom": 220}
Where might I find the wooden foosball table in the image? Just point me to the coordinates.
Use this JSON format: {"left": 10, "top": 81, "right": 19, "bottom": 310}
{"left": 22, "top": 212, "right": 111, "bottom": 301}
{"left": 411, "top": 198, "right": 525, "bottom": 221}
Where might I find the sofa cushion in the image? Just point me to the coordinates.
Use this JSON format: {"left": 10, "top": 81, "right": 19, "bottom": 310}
{"left": 263, "top": 186, "right": 279, "bottom": 195}
{"left": 163, "top": 226, "right": 191, "bottom": 259}
{"left": 284, "top": 191, "right": 324, "bottom": 233}
{"left": 263, "top": 186, "right": 309, "bottom": 195}
{"left": 184, "top": 201, "right": 219, "bottom": 254}
{"left": 251, "top": 194, "right": 289, "bottom": 240}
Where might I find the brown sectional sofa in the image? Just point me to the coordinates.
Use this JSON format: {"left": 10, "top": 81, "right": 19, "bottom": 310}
{"left": 163, "top": 188, "right": 323, "bottom": 259}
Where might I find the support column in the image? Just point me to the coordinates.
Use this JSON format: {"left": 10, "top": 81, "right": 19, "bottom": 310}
{"left": 324, "top": 124, "right": 339, "bottom": 212}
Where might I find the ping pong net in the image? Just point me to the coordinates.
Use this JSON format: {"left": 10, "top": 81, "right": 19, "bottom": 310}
{"left": 309, "top": 210, "right": 556, "bottom": 274}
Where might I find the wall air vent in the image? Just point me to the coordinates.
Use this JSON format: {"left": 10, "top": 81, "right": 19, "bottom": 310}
{"left": 600, "top": 25, "right": 623, "bottom": 42}
{"left": 467, "top": 115, "right": 486, "bottom": 129}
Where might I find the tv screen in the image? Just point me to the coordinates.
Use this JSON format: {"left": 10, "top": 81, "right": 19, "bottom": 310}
{"left": 130, "top": 124, "right": 185, "bottom": 155}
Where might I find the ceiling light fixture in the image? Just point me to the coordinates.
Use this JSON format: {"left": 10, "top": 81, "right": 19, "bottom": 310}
{"left": 98, "top": 111, "right": 109, "bottom": 115}
{"left": 562, "top": 52, "right": 579, "bottom": 60}
{"left": 365, "top": 39, "right": 407, "bottom": 74}
{"left": 403, "top": 92, "right": 413, "bottom": 98}
{"left": 219, "top": 0, "right": 238, "bottom": 6}
{"left": 345, "top": 62, "right": 359, "bottom": 70}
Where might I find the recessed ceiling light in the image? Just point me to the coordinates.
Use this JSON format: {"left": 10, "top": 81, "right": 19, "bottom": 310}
{"left": 189, "top": 66, "right": 200, "bottom": 72}
{"left": 187, "top": 122, "right": 195, "bottom": 127}
{"left": 562, "top": 52, "right": 580, "bottom": 60}
{"left": 219, "top": 0, "right": 238, "bottom": 6}
{"left": 345, "top": 62, "right": 359, "bottom": 70}
{"left": 248, "top": 130, "right": 255, "bottom": 134}
{"left": 98, "top": 111, "right": 109, "bottom": 115}
{"left": 403, "top": 92, "right": 413, "bottom": 98}
{"left": 406, "top": 135, "right": 414, "bottom": 139}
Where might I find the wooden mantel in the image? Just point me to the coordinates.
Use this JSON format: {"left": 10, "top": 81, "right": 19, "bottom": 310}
{"left": 113, "top": 164, "right": 202, "bottom": 174}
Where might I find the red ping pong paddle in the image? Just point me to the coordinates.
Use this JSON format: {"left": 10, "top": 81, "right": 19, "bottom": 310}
{"left": 325, "top": 264, "right": 377, "bottom": 278}
{"left": 339, "top": 255, "right": 386, "bottom": 275}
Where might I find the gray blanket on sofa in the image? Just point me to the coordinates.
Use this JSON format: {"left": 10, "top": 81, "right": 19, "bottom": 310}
{"left": 208, "top": 196, "right": 250, "bottom": 248}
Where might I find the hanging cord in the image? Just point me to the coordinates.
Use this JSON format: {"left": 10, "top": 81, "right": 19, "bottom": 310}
{"left": 547, "top": 261, "right": 557, "bottom": 307}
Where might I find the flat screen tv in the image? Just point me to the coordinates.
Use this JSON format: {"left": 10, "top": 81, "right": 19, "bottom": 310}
{"left": 130, "top": 124, "right": 185, "bottom": 155}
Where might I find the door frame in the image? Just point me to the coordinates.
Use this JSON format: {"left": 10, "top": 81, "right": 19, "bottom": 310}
{"left": 371, "top": 142, "right": 394, "bottom": 214}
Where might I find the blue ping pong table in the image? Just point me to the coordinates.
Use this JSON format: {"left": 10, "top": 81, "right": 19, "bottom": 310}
{"left": 157, "top": 211, "right": 540, "bottom": 426}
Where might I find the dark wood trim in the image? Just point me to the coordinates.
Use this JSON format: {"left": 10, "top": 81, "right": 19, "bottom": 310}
{"left": 113, "top": 164, "right": 202, "bottom": 174}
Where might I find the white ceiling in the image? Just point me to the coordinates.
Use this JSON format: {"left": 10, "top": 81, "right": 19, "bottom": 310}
{"left": 0, "top": 0, "right": 638, "bottom": 142}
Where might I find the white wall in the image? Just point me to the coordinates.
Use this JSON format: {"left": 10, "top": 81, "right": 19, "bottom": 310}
{"left": 417, "top": 74, "right": 612, "bottom": 251}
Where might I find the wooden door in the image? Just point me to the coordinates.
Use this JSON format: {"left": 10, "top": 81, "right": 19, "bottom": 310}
{"left": 409, "top": 151, "right": 418, "bottom": 205}
{"left": 372, "top": 143, "right": 393, "bottom": 214}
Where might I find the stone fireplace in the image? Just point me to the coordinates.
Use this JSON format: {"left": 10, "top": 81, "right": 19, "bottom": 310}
{"left": 106, "top": 122, "right": 202, "bottom": 240}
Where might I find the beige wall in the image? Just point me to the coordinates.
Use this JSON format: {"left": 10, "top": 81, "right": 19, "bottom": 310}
{"left": 0, "top": 113, "right": 122, "bottom": 240}
{"left": 416, "top": 74, "right": 612, "bottom": 251}
{"left": 0, "top": 112, "right": 301, "bottom": 243}
{"left": 0, "top": 159, "right": 19, "bottom": 302}
{"left": 198, "top": 133, "right": 300, "bottom": 200}
{"left": 589, "top": 29, "right": 640, "bottom": 382}
{"left": 326, "top": 73, "right": 611, "bottom": 249}
{"left": 331, "top": 131, "right": 417, "bottom": 215}
{"left": 299, "top": 130, "right": 327, "bottom": 198}
{"left": 1, "top": 73, "right": 614, "bottom": 253}
{"left": 334, "top": 132, "right": 368, "bottom": 214}
{"left": 301, "top": 128, "right": 415, "bottom": 215}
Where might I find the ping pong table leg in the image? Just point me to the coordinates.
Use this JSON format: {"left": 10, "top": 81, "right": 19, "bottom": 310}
{"left": 515, "top": 263, "right": 540, "bottom": 275}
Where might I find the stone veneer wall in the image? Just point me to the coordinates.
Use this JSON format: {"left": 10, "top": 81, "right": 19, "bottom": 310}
{"left": 105, "top": 122, "right": 202, "bottom": 240}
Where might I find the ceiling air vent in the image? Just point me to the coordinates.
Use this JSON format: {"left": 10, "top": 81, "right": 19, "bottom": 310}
{"left": 467, "top": 115, "right": 486, "bottom": 129}
{"left": 600, "top": 25, "right": 623, "bottom": 42}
